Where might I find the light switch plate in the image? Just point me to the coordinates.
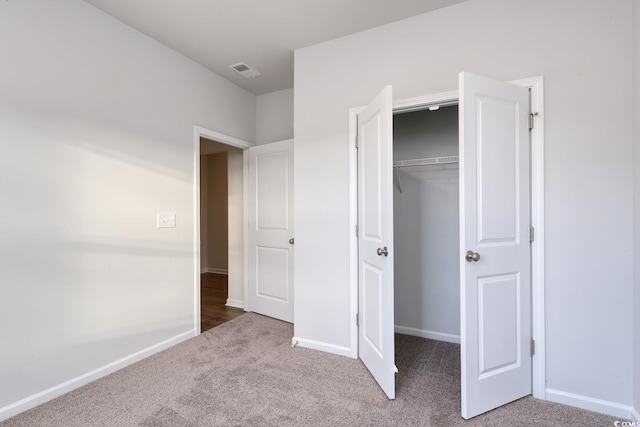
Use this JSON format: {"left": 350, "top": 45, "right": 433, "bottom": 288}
{"left": 157, "top": 213, "right": 176, "bottom": 228}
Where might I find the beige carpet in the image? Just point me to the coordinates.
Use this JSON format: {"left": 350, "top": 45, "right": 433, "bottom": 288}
{"left": 2, "top": 313, "right": 623, "bottom": 426}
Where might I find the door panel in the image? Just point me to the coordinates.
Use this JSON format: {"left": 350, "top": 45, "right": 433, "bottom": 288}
{"left": 477, "top": 96, "right": 519, "bottom": 243}
{"left": 478, "top": 274, "right": 519, "bottom": 377}
{"left": 363, "top": 263, "right": 383, "bottom": 355}
{"left": 256, "top": 246, "right": 290, "bottom": 301}
{"left": 248, "top": 139, "right": 294, "bottom": 322}
{"left": 357, "top": 86, "right": 395, "bottom": 399}
{"left": 257, "top": 152, "right": 289, "bottom": 230}
{"left": 460, "top": 72, "right": 531, "bottom": 419}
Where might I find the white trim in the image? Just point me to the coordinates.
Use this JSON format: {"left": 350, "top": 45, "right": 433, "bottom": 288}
{"left": 631, "top": 407, "right": 640, "bottom": 422}
{"left": 0, "top": 330, "right": 195, "bottom": 423}
{"left": 520, "top": 76, "right": 546, "bottom": 400}
{"left": 243, "top": 150, "right": 250, "bottom": 312}
{"left": 202, "top": 268, "right": 228, "bottom": 275}
{"left": 545, "top": 389, "right": 635, "bottom": 421}
{"left": 393, "top": 90, "right": 458, "bottom": 114}
{"left": 348, "top": 107, "right": 362, "bottom": 359}
{"left": 225, "top": 298, "right": 245, "bottom": 309}
{"left": 395, "top": 326, "right": 460, "bottom": 344}
{"left": 348, "top": 76, "right": 545, "bottom": 400}
{"left": 194, "top": 127, "right": 202, "bottom": 336}
{"left": 292, "top": 336, "right": 354, "bottom": 358}
{"left": 195, "top": 126, "right": 253, "bottom": 150}
{"left": 194, "top": 126, "right": 253, "bottom": 337}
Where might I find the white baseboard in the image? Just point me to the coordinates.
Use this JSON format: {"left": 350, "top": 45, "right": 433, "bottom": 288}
{"left": 292, "top": 336, "right": 353, "bottom": 358}
{"left": 0, "top": 330, "right": 196, "bottom": 423}
{"left": 225, "top": 299, "right": 244, "bottom": 309}
{"left": 546, "top": 388, "right": 635, "bottom": 420}
{"left": 394, "top": 325, "right": 460, "bottom": 344}
{"left": 631, "top": 407, "right": 639, "bottom": 422}
{"left": 201, "top": 268, "right": 228, "bottom": 275}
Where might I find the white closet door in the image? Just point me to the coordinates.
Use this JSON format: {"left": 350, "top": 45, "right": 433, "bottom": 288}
{"left": 357, "top": 86, "right": 396, "bottom": 399}
{"left": 459, "top": 72, "right": 532, "bottom": 419}
{"left": 248, "top": 139, "right": 294, "bottom": 323}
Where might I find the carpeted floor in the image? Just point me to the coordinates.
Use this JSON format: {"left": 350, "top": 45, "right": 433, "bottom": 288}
{"left": 2, "top": 313, "right": 623, "bottom": 426}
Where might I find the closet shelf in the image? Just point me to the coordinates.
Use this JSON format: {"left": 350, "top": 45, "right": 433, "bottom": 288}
{"left": 393, "top": 155, "right": 459, "bottom": 168}
{"left": 393, "top": 156, "right": 459, "bottom": 187}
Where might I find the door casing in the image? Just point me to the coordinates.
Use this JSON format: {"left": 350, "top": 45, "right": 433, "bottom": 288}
{"left": 348, "top": 76, "right": 546, "bottom": 399}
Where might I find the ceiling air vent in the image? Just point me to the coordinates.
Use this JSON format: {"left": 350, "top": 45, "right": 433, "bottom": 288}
{"left": 229, "top": 62, "right": 261, "bottom": 79}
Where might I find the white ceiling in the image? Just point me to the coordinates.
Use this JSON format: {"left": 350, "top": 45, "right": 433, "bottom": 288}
{"left": 83, "top": 0, "right": 466, "bottom": 95}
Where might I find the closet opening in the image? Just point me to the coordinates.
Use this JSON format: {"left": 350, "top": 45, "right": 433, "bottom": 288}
{"left": 392, "top": 103, "right": 461, "bottom": 374}
{"left": 351, "top": 76, "right": 545, "bottom": 416}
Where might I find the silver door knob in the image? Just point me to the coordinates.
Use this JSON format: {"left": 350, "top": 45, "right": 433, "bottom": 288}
{"left": 377, "top": 247, "right": 389, "bottom": 257}
{"left": 289, "top": 238, "right": 294, "bottom": 245}
{"left": 465, "top": 250, "right": 480, "bottom": 262}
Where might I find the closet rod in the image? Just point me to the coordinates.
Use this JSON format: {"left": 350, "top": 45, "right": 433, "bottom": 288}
{"left": 394, "top": 166, "right": 404, "bottom": 194}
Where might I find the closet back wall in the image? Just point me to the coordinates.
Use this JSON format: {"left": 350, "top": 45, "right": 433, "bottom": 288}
{"left": 393, "top": 106, "right": 460, "bottom": 341}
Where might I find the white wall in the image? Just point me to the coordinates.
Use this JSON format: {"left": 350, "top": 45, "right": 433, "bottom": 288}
{"left": 256, "top": 88, "right": 294, "bottom": 145}
{"left": 0, "top": 0, "right": 255, "bottom": 420}
{"left": 393, "top": 107, "right": 460, "bottom": 340}
{"left": 633, "top": 0, "right": 640, "bottom": 421}
{"left": 294, "top": 0, "right": 634, "bottom": 417}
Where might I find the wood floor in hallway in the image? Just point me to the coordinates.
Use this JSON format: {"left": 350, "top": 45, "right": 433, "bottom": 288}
{"left": 201, "top": 273, "right": 245, "bottom": 332}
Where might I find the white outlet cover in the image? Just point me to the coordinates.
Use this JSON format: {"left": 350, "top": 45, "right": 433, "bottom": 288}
{"left": 157, "top": 213, "right": 176, "bottom": 228}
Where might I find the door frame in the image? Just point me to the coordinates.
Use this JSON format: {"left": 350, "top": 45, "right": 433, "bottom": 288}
{"left": 193, "top": 126, "right": 252, "bottom": 335}
{"left": 347, "top": 76, "right": 546, "bottom": 399}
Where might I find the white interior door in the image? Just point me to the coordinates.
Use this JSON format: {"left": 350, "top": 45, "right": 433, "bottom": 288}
{"left": 459, "top": 72, "right": 532, "bottom": 419}
{"left": 248, "top": 139, "right": 294, "bottom": 323}
{"left": 357, "top": 86, "right": 396, "bottom": 399}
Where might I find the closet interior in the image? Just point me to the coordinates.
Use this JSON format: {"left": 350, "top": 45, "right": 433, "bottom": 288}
{"left": 393, "top": 104, "right": 461, "bottom": 344}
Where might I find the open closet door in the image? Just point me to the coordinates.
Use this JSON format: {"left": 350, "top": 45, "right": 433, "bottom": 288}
{"left": 248, "top": 139, "right": 294, "bottom": 323}
{"left": 459, "top": 72, "right": 532, "bottom": 419}
{"left": 357, "top": 86, "right": 396, "bottom": 399}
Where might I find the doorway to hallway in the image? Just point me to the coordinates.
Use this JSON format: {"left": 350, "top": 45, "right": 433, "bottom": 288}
{"left": 200, "top": 273, "right": 244, "bottom": 332}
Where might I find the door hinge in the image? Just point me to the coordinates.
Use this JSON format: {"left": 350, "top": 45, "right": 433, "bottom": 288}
{"left": 356, "top": 313, "right": 359, "bottom": 327}
{"left": 529, "top": 112, "right": 539, "bottom": 130}
{"left": 531, "top": 339, "right": 536, "bottom": 356}
{"left": 356, "top": 224, "right": 359, "bottom": 237}
{"left": 529, "top": 226, "right": 535, "bottom": 243}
